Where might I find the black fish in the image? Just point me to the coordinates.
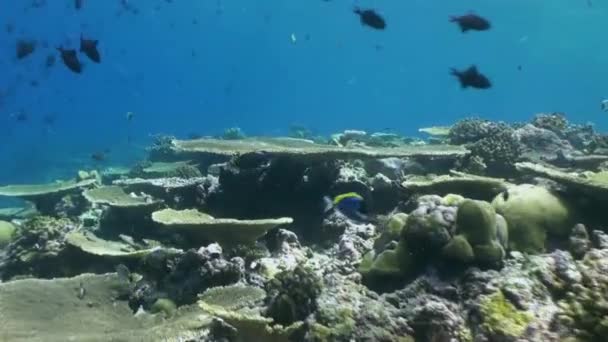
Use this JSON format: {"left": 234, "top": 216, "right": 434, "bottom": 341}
{"left": 16, "top": 39, "right": 36, "bottom": 59}
{"left": 353, "top": 8, "right": 386, "bottom": 30}
{"left": 10, "top": 110, "right": 28, "bottom": 122}
{"left": 450, "top": 13, "right": 491, "bottom": 32}
{"left": 450, "top": 65, "right": 491, "bottom": 89}
{"left": 45, "top": 54, "right": 55, "bottom": 68}
{"left": 42, "top": 114, "right": 56, "bottom": 126}
{"left": 80, "top": 35, "right": 100, "bottom": 63}
{"left": 91, "top": 151, "right": 106, "bottom": 162}
{"left": 57, "top": 47, "right": 82, "bottom": 74}
{"left": 75, "top": 0, "right": 83, "bottom": 10}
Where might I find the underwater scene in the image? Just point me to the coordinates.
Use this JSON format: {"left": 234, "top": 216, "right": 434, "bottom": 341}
{"left": 1, "top": 1, "right": 608, "bottom": 341}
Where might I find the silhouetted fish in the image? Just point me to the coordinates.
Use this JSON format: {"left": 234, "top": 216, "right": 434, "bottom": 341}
{"left": 75, "top": 0, "right": 83, "bottom": 10}
{"left": 353, "top": 8, "right": 386, "bottom": 30}
{"left": 57, "top": 47, "right": 82, "bottom": 74}
{"left": 16, "top": 39, "right": 36, "bottom": 59}
{"left": 80, "top": 35, "right": 100, "bottom": 63}
{"left": 450, "top": 65, "right": 491, "bottom": 89}
{"left": 45, "top": 54, "right": 55, "bottom": 68}
{"left": 91, "top": 151, "right": 106, "bottom": 162}
{"left": 449, "top": 13, "right": 491, "bottom": 32}
{"left": 42, "top": 113, "right": 56, "bottom": 126}
{"left": 10, "top": 110, "right": 28, "bottom": 122}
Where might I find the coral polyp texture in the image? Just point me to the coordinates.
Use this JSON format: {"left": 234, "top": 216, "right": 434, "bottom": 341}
{"left": 1, "top": 115, "right": 608, "bottom": 341}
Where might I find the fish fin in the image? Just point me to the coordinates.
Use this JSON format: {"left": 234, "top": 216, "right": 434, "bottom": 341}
{"left": 353, "top": 6, "right": 361, "bottom": 15}
{"left": 449, "top": 68, "right": 460, "bottom": 76}
{"left": 448, "top": 16, "right": 458, "bottom": 23}
{"left": 323, "top": 196, "right": 334, "bottom": 214}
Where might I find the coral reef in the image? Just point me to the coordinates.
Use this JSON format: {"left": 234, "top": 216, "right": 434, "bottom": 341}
{"left": 2, "top": 116, "right": 608, "bottom": 341}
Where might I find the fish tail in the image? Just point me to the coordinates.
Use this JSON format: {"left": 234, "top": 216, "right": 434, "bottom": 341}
{"left": 449, "top": 68, "right": 460, "bottom": 76}
{"left": 448, "top": 16, "right": 458, "bottom": 22}
{"left": 323, "top": 196, "right": 334, "bottom": 214}
{"left": 353, "top": 6, "right": 361, "bottom": 14}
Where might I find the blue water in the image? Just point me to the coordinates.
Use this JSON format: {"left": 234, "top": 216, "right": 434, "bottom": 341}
{"left": 0, "top": 0, "right": 607, "bottom": 184}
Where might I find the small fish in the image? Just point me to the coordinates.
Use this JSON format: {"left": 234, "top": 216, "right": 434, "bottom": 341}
{"left": 115, "top": 264, "right": 131, "bottom": 283}
{"left": 323, "top": 192, "right": 369, "bottom": 221}
{"left": 42, "top": 114, "right": 56, "bottom": 126}
{"left": 126, "top": 111, "right": 134, "bottom": 121}
{"left": 45, "top": 54, "right": 56, "bottom": 68}
{"left": 449, "top": 13, "right": 491, "bottom": 32}
{"left": 16, "top": 39, "right": 36, "bottom": 59}
{"left": 75, "top": 0, "right": 83, "bottom": 10}
{"left": 80, "top": 35, "right": 100, "bottom": 63}
{"left": 601, "top": 99, "right": 608, "bottom": 112}
{"left": 353, "top": 8, "right": 386, "bottom": 30}
{"left": 77, "top": 281, "right": 86, "bottom": 299}
{"left": 450, "top": 65, "right": 492, "bottom": 89}
{"left": 57, "top": 47, "right": 82, "bottom": 74}
{"left": 91, "top": 151, "right": 107, "bottom": 162}
{"left": 10, "top": 110, "right": 28, "bottom": 122}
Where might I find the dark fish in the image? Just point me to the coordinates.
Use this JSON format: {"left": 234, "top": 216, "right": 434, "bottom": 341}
{"left": 16, "top": 39, "right": 36, "bottom": 59}
{"left": 91, "top": 151, "right": 107, "bottom": 162}
{"left": 45, "top": 54, "right": 56, "bottom": 68}
{"left": 42, "top": 114, "right": 56, "bottom": 126}
{"left": 353, "top": 8, "right": 386, "bottom": 30}
{"left": 80, "top": 35, "right": 100, "bottom": 63}
{"left": 6, "top": 24, "right": 14, "bottom": 34}
{"left": 75, "top": 0, "right": 83, "bottom": 10}
{"left": 57, "top": 47, "right": 82, "bottom": 73}
{"left": 10, "top": 110, "right": 28, "bottom": 122}
{"left": 115, "top": 264, "right": 131, "bottom": 283}
{"left": 450, "top": 65, "right": 492, "bottom": 89}
{"left": 449, "top": 13, "right": 491, "bottom": 32}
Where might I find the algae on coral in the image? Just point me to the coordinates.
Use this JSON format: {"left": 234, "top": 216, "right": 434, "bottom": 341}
{"left": 152, "top": 208, "right": 292, "bottom": 245}
{"left": 83, "top": 186, "right": 161, "bottom": 208}
{"left": 171, "top": 136, "right": 468, "bottom": 160}
{"left": 0, "top": 273, "right": 212, "bottom": 342}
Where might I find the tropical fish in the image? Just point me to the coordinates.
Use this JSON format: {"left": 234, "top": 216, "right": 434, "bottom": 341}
{"left": 80, "top": 35, "right": 100, "bottom": 63}
{"left": 57, "top": 47, "right": 82, "bottom": 74}
{"left": 323, "top": 192, "right": 369, "bottom": 221}
{"left": 601, "top": 99, "right": 608, "bottom": 112}
{"left": 450, "top": 65, "right": 491, "bottom": 89}
{"left": 449, "top": 13, "right": 491, "bottom": 32}
{"left": 16, "top": 39, "right": 36, "bottom": 59}
{"left": 353, "top": 8, "right": 386, "bottom": 30}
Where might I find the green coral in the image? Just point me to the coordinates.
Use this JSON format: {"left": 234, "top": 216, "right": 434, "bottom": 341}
{"left": 264, "top": 265, "right": 322, "bottom": 326}
{"left": 455, "top": 199, "right": 496, "bottom": 245}
{"left": 492, "top": 184, "right": 574, "bottom": 253}
{"left": 442, "top": 199, "right": 506, "bottom": 266}
{"left": 359, "top": 241, "right": 413, "bottom": 281}
{"left": 0, "top": 220, "right": 16, "bottom": 246}
{"left": 442, "top": 235, "right": 474, "bottom": 263}
{"left": 480, "top": 290, "right": 533, "bottom": 339}
{"left": 151, "top": 298, "right": 177, "bottom": 317}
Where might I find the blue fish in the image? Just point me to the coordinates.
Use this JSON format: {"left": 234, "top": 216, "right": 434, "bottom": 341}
{"left": 323, "top": 192, "right": 369, "bottom": 221}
